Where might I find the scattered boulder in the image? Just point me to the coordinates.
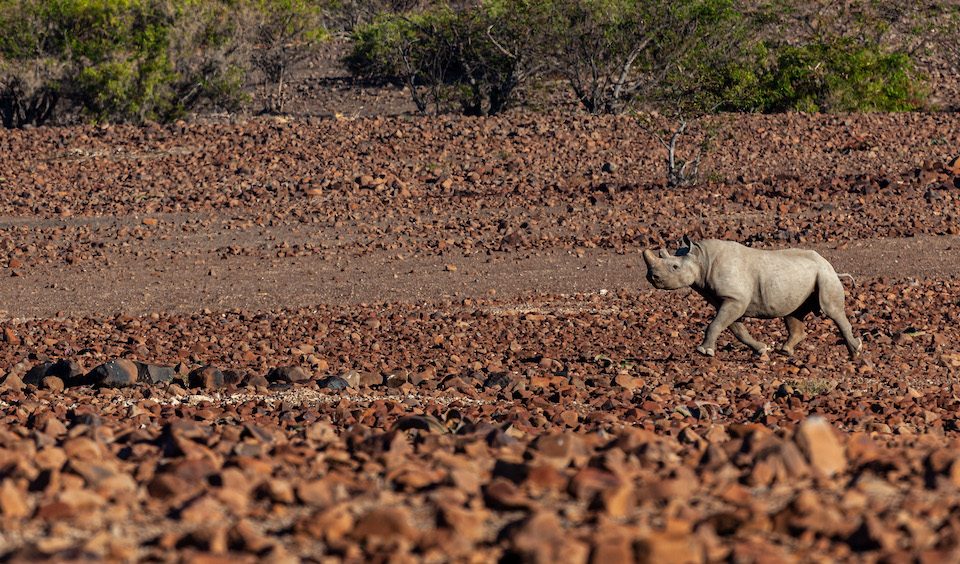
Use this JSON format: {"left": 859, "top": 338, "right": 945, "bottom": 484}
{"left": 318, "top": 376, "right": 349, "bottom": 390}
{"left": 266, "top": 366, "right": 310, "bottom": 384}
{"left": 136, "top": 362, "right": 175, "bottom": 385}
{"left": 88, "top": 360, "right": 139, "bottom": 388}
{"left": 188, "top": 366, "right": 225, "bottom": 390}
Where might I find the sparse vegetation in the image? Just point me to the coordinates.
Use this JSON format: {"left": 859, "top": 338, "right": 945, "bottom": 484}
{"left": 348, "top": 0, "right": 933, "bottom": 118}
{"left": 1, "top": 0, "right": 956, "bottom": 127}
{"left": 0, "top": 0, "right": 328, "bottom": 127}
{"left": 347, "top": 1, "right": 548, "bottom": 115}
{"left": 246, "top": 0, "right": 328, "bottom": 114}
{"left": 0, "top": 0, "right": 253, "bottom": 126}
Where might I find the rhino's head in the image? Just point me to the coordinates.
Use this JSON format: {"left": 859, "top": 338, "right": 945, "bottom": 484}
{"left": 643, "top": 235, "right": 702, "bottom": 290}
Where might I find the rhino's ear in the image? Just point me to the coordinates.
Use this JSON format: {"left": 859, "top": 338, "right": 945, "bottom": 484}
{"left": 682, "top": 234, "right": 693, "bottom": 249}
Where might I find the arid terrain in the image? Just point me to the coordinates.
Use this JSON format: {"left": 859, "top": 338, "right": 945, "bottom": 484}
{"left": 1, "top": 110, "right": 960, "bottom": 562}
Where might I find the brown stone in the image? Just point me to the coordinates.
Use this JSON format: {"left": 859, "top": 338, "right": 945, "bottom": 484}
{"left": 590, "top": 529, "right": 634, "bottom": 564}
{"left": 795, "top": 416, "right": 847, "bottom": 477}
{"left": 63, "top": 437, "right": 102, "bottom": 461}
{"left": 180, "top": 495, "right": 227, "bottom": 524}
{"left": 297, "top": 503, "right": 354, "bottom": 544}
{"left": 533, "top": 432, "right": 581, "bottom": 469}
{"left": 507, "top": 511, "right": 589, "bottom": 564}
{"left": 439, "top": 503, "right": 488, "bottom": 542}
{"left": 2, "top": 327, "right": 19, "bottom": 345}
{"left": 229, "top": 519, "right": 274, "bottom": 553}
{"left": 266, "top": 366, "right": 310, "bottom": 384}
{"left": 58, "top": 488, "right": 106, "bottom": 512}
{"left": 263, "top": 479, "right": 295, "bottom": 504}
{"left": 189, "top": 365, "right": 225, "bottom": 389}
{"left": 42, "top": 376, "right": 64, "bottom": 392}
{"left": 88, "top": 359, "right": 139, "bottom": 387}
{"left": 1, "top": 373, "right": 24, "bottom": 391}
{"left": 296, "top": 479, "right": 333, "bottom": 506}
{"left": 613, "top": 372, "right": 642, "bottom": 390}
{"left": 0, "top": 479, "right": 30, "bottom": 518}
{"left": 350, "top": 506, "right": 418, "bottom": 543}
{"left": 483, "top": 478, "right": 532, "bottom": 510}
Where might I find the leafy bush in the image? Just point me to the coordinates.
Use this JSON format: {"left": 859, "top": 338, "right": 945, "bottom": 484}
{"left": 245, "top": 0, "right": 328, "bottom": 114}
{"left": 0, "top": 0, "right": 264, "bottom": 127}
{"left": 347, "top": 1, "right": 548, "bottom": 115}
{"left": 320, "top": 0, "right": 425, "bottom": 31}
{"left": 545, "top": 0, "right": 754, "bottom": 114}
{"left": 726, "top": 0, "right": 928, "bottom": 112}
{"left": 756, "top": 40, "right": 924, "bottom": 112}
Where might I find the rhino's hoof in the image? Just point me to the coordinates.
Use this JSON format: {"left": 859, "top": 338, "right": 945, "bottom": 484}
{"left": 696, "top": 345, "right": 715, "bottom": 357}
{"left": 777, "top": 346, "right": 795, "bottom": 357}
{"left": 849, "top": 338, "right": 864, "bottom": 357}
{"left": 756, "top": 345, "right": 770, "bottom": 356}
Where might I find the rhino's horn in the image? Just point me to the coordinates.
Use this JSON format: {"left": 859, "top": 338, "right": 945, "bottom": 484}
{"left": 642, "top": 249, "right": 657, "bottom": 265}
{"left": 658, "top": 248, "right": 670, "bottom": 259}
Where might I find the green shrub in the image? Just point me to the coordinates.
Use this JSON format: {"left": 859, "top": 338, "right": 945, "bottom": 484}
{"left": 766, "top": 41, "right": 923, "bottom": 112}
{"left": 717, "top": 39, "right": 925, "bottom": 113}
{"left": 643, "top": 0, "right": 761, "bottom": 115}
{"left": 245, "top": 0, "right": 328, "bottom": 114}
{"left": 347, "top": 1, "right": 547, "bottom": 115}
{"left": 0, "top": 0, "right": 251, "bottom": 127}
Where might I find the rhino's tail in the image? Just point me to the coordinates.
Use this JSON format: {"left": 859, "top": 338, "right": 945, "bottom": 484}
{"left": 837, "top": 273, "right": 857, "bottom": 287}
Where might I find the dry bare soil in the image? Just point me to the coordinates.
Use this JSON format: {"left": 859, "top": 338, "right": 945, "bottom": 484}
{"left": 1, "top": 112, "right": 960, "bottom": 562}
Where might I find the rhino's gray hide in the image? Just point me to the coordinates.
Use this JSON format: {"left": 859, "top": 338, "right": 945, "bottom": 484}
{"left": 643, "top": 236, "right": 862, "bottom": 358}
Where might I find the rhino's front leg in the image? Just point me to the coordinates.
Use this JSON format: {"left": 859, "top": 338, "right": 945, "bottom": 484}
{"left": 729, "top": 322, "right": 770, "bottom": 355}
{"left": 697, "top": 299, "right": 749, "bottom": 357}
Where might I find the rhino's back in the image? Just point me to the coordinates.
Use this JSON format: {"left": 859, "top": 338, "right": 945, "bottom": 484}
{"left": 699, "top": 240, "right": 830, "bottom": 271}
{"left": 698, "top": 240, "right": 832, "bottom": 317}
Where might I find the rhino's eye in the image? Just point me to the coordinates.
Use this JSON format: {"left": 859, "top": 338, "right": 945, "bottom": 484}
{"left": 671, "top": 264, "right": 679, "bottom": 270}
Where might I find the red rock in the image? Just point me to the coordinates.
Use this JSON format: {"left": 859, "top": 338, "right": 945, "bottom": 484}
{"left": 506, "top": 511, "right": 589, "bottom": 564}
{"left": 0, "top": 373, "right": 24, "bottom": 391}
{"left": 483, "top": 478, "right": 532, "bottom": 510}
{"left": 188, "top": 365, "right": 225, "bottom": 389}
{"left": 42, "top": 376, "right": 64, "bottom": 392}
{"left": 590, "top": 529, "right": 634, "bottom": 564}
{"left": 297, "top": 503, "right": 354, "bottom": 544}
{"left": 180, "top": 495, "right": 227, "bottom": 524}
{"left": 0, "top": 479, "right": 30, "bottom": 518}
{"left": 266, "top": 366, "right": 310, "bottom": 384}
{"left": 439, "top": 502, "right": 487, "bottom": 542}
{"left": 795, "top": 416, "right": 847, "bottom": 477}
{"left": 350, "top": 506, "right": 418, "bottom": 543}
{"left": 63, "top": 437, "right": 102, "bottom": 461}
{"left": 229, "top": 519, "right": 274, "bottom": 553}
{"left": 262, "top": 479, "right": 295, "bottom": 504}
{"left": 88, "top": 359, "right": 139, "bottom": 387}
{"left": 636, "top": 530, "right": 704, "bottom": 563}
{"left": 58, "top": 488, "right": 106, "bottom": 512}
{"left": 2, "top": 327, "right": 19, "bottom": 345}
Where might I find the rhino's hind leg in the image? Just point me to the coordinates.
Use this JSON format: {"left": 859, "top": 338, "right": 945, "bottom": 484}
{"left": 729, "top": 322, "right": 769, "bottom": 355}
{"left": 778, "top": 315, "right": 807, "bottom": 356}
{"left": 817, "top": 273, "right": 863, "bottom": 357}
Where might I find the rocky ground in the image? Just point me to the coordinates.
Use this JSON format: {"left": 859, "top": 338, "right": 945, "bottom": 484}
{"left": 1, "top": 113, "right": 960, "bottom": 562}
